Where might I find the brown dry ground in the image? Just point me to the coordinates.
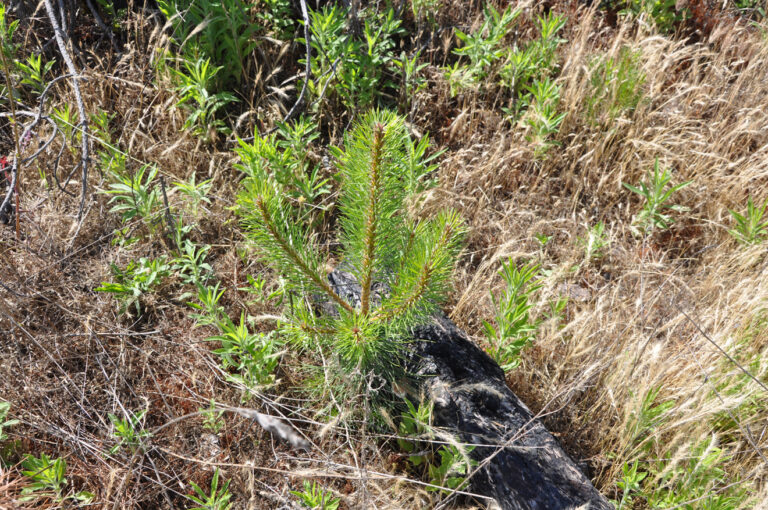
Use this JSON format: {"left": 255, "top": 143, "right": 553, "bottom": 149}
{"left": 1, "top": 1, "right": 767, "bottom": 508}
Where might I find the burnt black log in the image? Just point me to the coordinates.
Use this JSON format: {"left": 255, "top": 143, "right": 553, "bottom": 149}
{"left": 328, "top": 270, "right": 612, "bottom": 510}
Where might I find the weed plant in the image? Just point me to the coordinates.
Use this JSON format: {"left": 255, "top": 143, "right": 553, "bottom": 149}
{"left": 102, "top": 163, "right": 161, "bottom": 228}
{"left": 302, "top": 6, "right": 404, "bottom": 111}
{"left": 108, "top": 409, "right": 151, "bottom": 454}
{"left": 585, "top": 47, "right": 646, "bottom": 127}
{"left": 20, "top": 454, "right": 93, "bottom": 503}
{"left": 291, "top": 480, "right": 340, "bottom": 510}
{"left": 189, "top": 468, "right": 232, "bottom": 510}
{"left": 728, "top": 196, "right": 768, "bottom": 245}
{"left": 0, "top": 402, "right": 17, "bottom": 444}
{"left": 484, "top": 260, "right": 542, "bottom": 371}
{"left": 623, "top": 159, "right": 692, "bottom": 235}
{"left": 236, "top": 116, "right": 330, "bottom": 225}
{"left": 170, "top": 57, "right": 237, "bottom": 139}
{"left": 15, "top": 54, "right": 54, "bottom": 96}
{"left": 157, "top": 0, "right": 258, "bottom": 89}
{"left": 200, "top": 399, "right": 225, "bottom": 434}
{"left": 96, "top": 257, "right": 172, "bottom": 315}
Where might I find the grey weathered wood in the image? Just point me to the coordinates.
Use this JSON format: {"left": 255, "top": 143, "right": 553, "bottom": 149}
{"left": 328, "top": 270, "right": 612, "bottom": 510}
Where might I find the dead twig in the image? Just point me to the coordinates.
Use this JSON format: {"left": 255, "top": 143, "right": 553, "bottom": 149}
{"left": 43, "top": 0, "right": 91, "bottom": 220}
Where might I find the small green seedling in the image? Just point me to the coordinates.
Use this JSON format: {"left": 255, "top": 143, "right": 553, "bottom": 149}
{"left": 427, "top": 444, "right": 478, "bottom": 494}
{"left": 20, "top": 454, "right": 93, "bottom": 503}
{"left": 291, "top": 480, "right": 340, "bottom": 510}
{"left": 729, "top": 196, "right": 768, "bottom": 245}
{"left": 0, "top": 401, "right": 18, "bottom": 442}
{"left": 16, "top": 54, "right": 55, "bottom": 95}
{"left": 200, "top": 399, "right": 225, "bottom": 434}
{"left": 578, "top": 221, "right": 610, "bottom": 261}
{"left": 108, "top": 409, "right": 152, "bottom": 454}
{"left": 189, "top": 468, "right": 232, "bottom": 510}
{"left": 397, "top": 398, "right": 434, "bottom": 468}
{"left": 96, "top": 256, "right": 172, "bottom": 316}
{"left": 484, "top": 260, "right": 542, "bottom": 371}
{"left": 173, "top": 171, "right": 212, "bottom": 218}
{"left": 623, "top": 159, "right": 692, "bottom": 235}
{"left": 612, "top": 460, "right": 647, "bottom": 510}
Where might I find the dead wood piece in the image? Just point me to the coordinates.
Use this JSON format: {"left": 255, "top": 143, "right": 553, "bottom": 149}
{"left": 328, "top": 270, "right": 612, "bottom": 510}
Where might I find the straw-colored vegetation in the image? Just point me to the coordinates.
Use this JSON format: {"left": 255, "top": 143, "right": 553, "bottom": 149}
{"left": 1, "top": 0, "right": 766, "bottom": 508}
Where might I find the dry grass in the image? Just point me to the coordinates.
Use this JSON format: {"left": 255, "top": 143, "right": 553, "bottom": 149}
{"left": 1, "top": 0, "right": 767, "bottom": 508}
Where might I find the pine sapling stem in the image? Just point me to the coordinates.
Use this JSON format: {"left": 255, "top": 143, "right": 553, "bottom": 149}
{"left": 360, "top": 123, "right": 385, "bottom": 316}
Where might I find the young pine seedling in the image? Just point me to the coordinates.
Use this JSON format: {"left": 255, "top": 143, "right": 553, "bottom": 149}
{"left": 237, "top": 110, "right": 465, "bottom": 402}
{"left": 728, "top": 196, "right": 768, "bottom": 245}
{"left": 623, "top": 159, "right": 692, "bottom": 235}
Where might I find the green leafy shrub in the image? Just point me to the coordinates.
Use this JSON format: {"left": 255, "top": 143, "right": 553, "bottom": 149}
{"left": 207, "top": 313, "right": 282, "bottom": 390}
{"left": 236, "top": 116, "right": 330, "bottom": 225}
{"left": 258, "top": 0, "right": 295, "bottom": 39}
{"left": 618, "top": 0, "right": 683, "bottom": 33}
{"left": 200, "top": 399, "right": 225, "bottom": 434}
{"left": 173, "top": 171, "right": 212, "bottom": 219}
{"left": 446, "top": 4, "right": 519, "bottom": 96}
{"left": 20, "top": 453, "right": 93, "bottom": 503}
{"left": 523, "top": 77, "right": 566, "bottom": 157}
{"left": 0, "top": 401, "right": 18, "bottom": 443}
{"left": 157, "top": 0, "right": 258, "bottom": 89}
{"left": 15, "top": 54, "right": 55, "bottom": 96}
{"left": 483, "top": 260, "right": 542, "bottom": 371}
{"left": 236, "top": 109, "right": 465, "bottom": 401}
{"left": 0, "top": 5, "right": 18, "bottom": 61}
{"left": 578, "top": 221, "right": 611, "bottom": 262}
{"left": 427, "top": 443, "right": 477, "bottom": 494}
{"left": 623, "top": 159, "right": 692, "bottom": 235}
{"left": 170, "top": 57, "right": 237, "bottom": 139}
{"left": 396, "top": 398, "right": 434, "bottom": 468}
{"left": 302, "top": 6, "right": 404, "bottom": 110}
{"left": 453, "top": 4, "right": 520, "bottom": 81}
{"left": 96, "top": 256, "right": 172, "bottom": 315}
{"left": 102, "top": 163, "right": 161, "bottom": 227}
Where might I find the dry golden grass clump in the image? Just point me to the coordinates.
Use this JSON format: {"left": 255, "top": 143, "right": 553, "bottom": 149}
{"left": 1, "top": 0, "right": 767, "bottom": 508}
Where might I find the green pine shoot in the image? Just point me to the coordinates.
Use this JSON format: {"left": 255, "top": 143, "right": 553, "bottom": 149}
{"left": 236, "top": 110, "right": 465, "bottom": 394}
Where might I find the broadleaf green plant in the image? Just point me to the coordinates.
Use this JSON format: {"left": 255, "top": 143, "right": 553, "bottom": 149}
{"left": 623, "top": 159, "right": 692, "bottom": 235}
{"left": 301, "top": 6, "right": 404, "bottom": 111}
{"left": 157, "top": 0, "right": 259, "bottom": 89}
{"left": 0, "top": 401, "right": 18, "bottom": 443}
{"left": 728, "top": 196, "right": 768, "bottom": 245}
{"left": 236, "top": 110, "right": 465, "bottom": 403}
{"left": 108, "top": 408, "right": 152, "bottom": 454}
{"left": 189, "top": 468, "right": 232, "bottom": 510}
{"left": 484, "top": 260, "right": 542, "bottom": 371}
{"left": 95, "top": 256, "right": 172, "bottom": 316}
{"left": 291, "top": 480, "right": 340, "bottom": 510}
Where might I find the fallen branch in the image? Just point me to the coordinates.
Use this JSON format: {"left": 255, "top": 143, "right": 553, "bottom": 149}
{"left": 280, "top": 0, "right": 311, "bottom": 125}
{"left": 43, "top": 0, "right": 90, "bottom": 219}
